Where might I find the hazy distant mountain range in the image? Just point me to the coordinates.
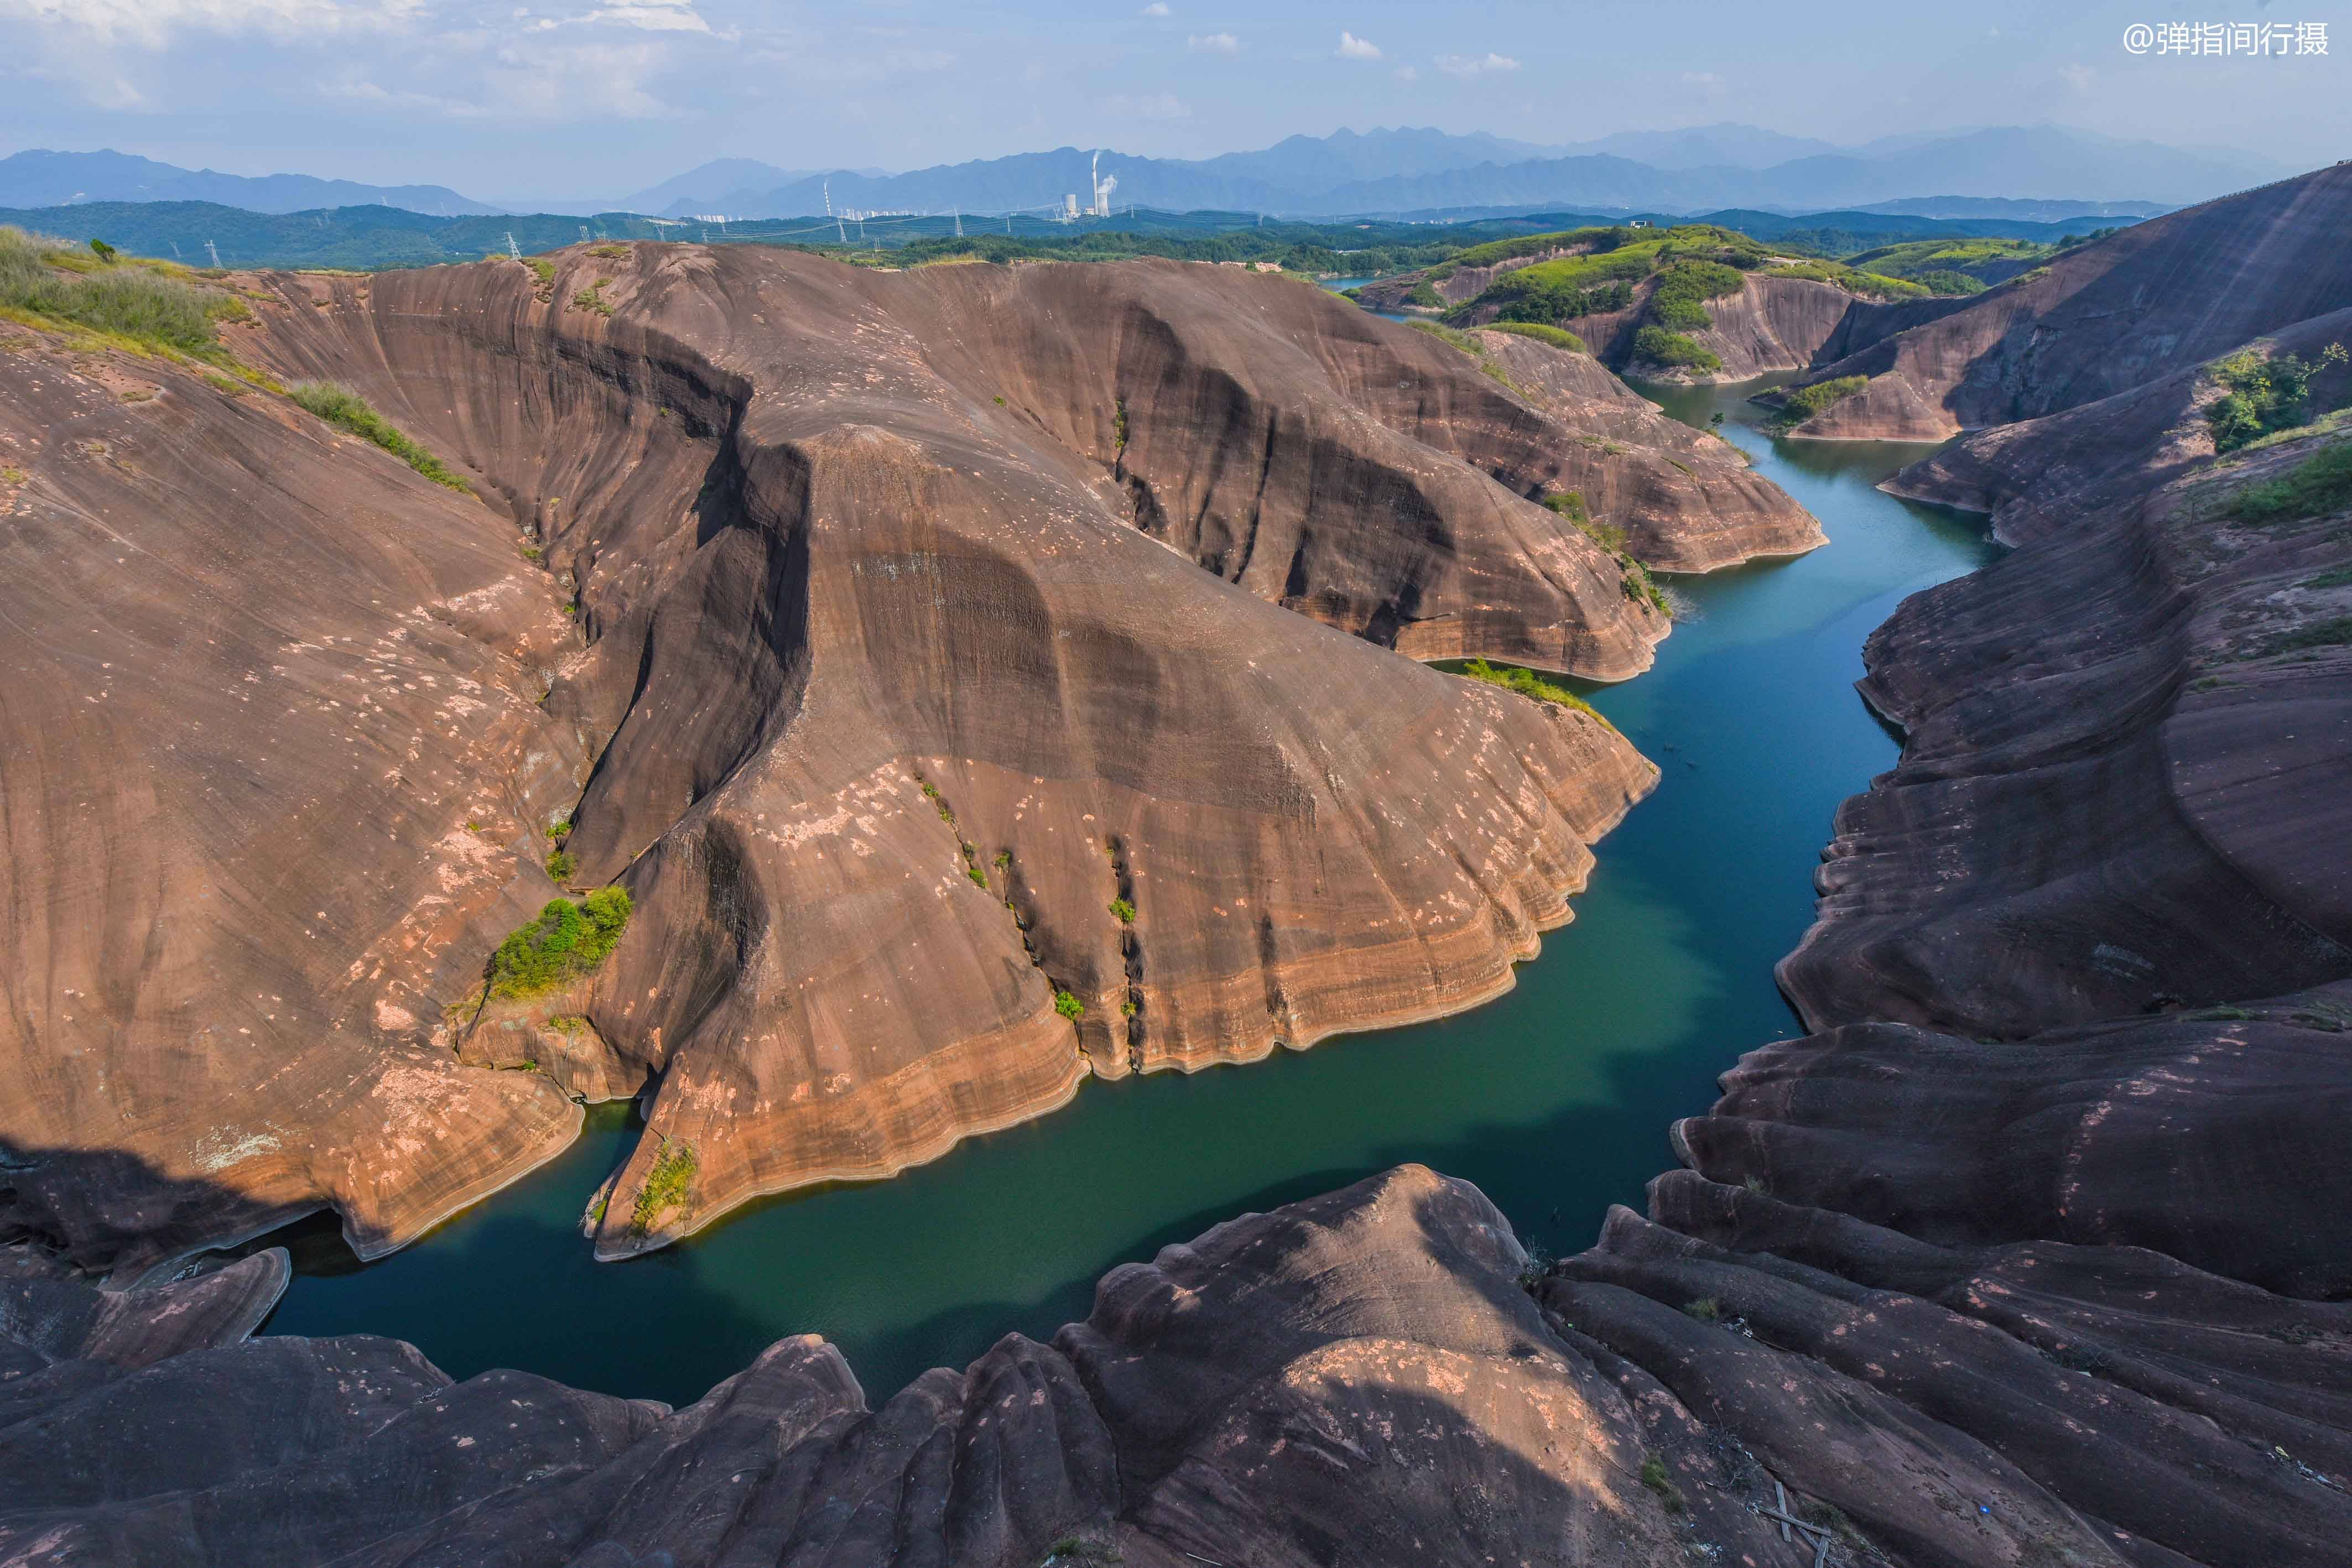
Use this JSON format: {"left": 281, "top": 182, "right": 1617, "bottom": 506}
{"left": 0, "top": 148, "right": 497, "bottom": 216}
{"left": 1, "top": 125, "right": 2296, "bottom": 224}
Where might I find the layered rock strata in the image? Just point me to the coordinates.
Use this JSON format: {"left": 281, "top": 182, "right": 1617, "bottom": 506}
{"left": 12, "top": 1103, "right": 2349, "bottom": 1568}
{"left": 0, "top": 316, "right": 589, "bottom": 1274}
{"left": 1778, "top": 364, "right": 2352, "bottom": 1038}
{"left": 0, "top": 1168, "right": 1853, "bottom": 1568}
{"left": 2, "top": 248, "right": 1824, "bottom": 1267}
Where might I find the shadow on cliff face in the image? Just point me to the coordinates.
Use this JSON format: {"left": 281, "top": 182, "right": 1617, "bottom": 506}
{"left": 3, "top": 1127, "right": 777, "bottom": 1405}
{"left": 236, "top": 1105, "right": 790, "bottom": 1404}
{"left": 242, "top": 1207, "right": 787, "bottom": 1403}
{"left": 1, "top": 1140, "right": 304, "bottom": 1277}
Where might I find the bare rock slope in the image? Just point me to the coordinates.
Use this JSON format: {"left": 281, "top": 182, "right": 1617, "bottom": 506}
{"left": 0, "top": 314, "right": 591, "bottom": 1273}
{"left": 1547, "top": 272, "right": 1950, "bottom": 386}
{"left": 1778, "top": 239, "right": 2352, "bottom": 1038}
{"left": 0, "top": 248, "right": 1826, "bottom": 1269}
{"left": 1783, "top": 161, "right": 2352, "bottom": 440}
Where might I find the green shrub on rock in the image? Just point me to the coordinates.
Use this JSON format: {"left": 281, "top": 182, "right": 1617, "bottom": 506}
{"left": 487, "top": 887, "right": 632, "bottom": 1000}
{"left": 1460, "top": 657, "right": 1600, "bottom": 718}
{"left": 1645, "top": 261, "right": 1746, "bottom": 332}
{"left": 290, "top": 381, "right": 471, "bottom": 491}
{"left": 1631, "top": 326, "right": 1721, "bottom": 374}
{"left": 1767, "top": 374, "right": 1869, "bottom": 433}
{"left": 629, "top": 1138, "right": 696, "bottom": 1236}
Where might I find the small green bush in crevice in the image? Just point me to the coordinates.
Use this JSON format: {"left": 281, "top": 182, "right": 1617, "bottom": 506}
{"left": 1053, "top": 989, "right": 1086, "bottom": 1022}
{"left": 1586, "top": 518, "right": 1631, "bottom": 552}
{"left": 486, "top": 887, "right": 632, "bottom": 1000}
{"left": 1539, "top": 493, "right": 1662, "bottom": 613}
{"left": 1408, "top": 318, "right": 1481, "bottom": 355}
{"left": 2222, "top": 440, "right": 2352, "bottom": 524}
{"left": 1638, "top": 1457, "right": 1687, "bottom": 1515}
{"left": 628, "top": 1137, "right": 695, "bottom": 1236}
{"left": 571, "top": 278, "right": 616, "bottom": 317}
{"left": 1109, "top": 897, "right": 1136, "bottom": 923}
{"left": 1620, "top": 556, "right": 1671, "bottom": 617}
{"left": 289, "top": 382, "right": 471, "bottom": 492}
{"left": 1542, "top": 488, "right": 1591, "bottom": 524}
{"left": 545, "top": 848, "right": 576, "bottom": 882}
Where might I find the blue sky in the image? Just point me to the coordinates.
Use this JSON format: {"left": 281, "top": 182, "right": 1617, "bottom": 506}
{"left": 2, "top": 0, "right": 2345, "bottom": 202}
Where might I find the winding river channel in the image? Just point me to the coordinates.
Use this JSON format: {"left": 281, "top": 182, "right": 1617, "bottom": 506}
{"left": 256, "top": 368, "right": 1997, "bottom": 1408}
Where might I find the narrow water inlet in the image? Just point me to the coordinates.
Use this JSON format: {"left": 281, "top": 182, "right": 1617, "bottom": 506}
{"left": 254, "top": 371, "right": 1995, "bottom": 1408}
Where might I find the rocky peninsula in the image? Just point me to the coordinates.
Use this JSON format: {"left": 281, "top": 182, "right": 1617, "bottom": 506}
{"left": 0, "top": 248, "right": 1815, "bottom": 1270}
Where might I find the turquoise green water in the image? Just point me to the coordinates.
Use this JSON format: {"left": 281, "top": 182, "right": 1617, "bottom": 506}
{"left": 258, "top": 377, "right": 1994, "bottom": 1408}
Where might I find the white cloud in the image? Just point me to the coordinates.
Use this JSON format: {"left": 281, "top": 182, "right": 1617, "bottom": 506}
{"left": 0, "top": 0, "right": 426, "bottom": 48}
{"left": 1336, "top": 30, "right": 1380, "bottom": 60}
{"left": 577, "top": 1, "right": 710, "bottom": 34}
{"left": 1107, "top": 90, "right": 1189, "bottom": 119}
{"left": 761, "top": 40, "right": 956, "bottom": 87}
{"left": 1435, "top": 51, "right": 1517, "bottom": 78}
{"left": 2058, "top": 62, "right": 2095, "bottom": 92}
{"left": 1139, "top": 1, "right": 1168, "bottom": 13}
{"left": 1392, "top": 64, "right": 1417, "bottom": 82}
{"left": 327, "top": 75, "right": 489, "bottom": 117}
{"left": 1187, "top": 31, "right": 1236, "bottom": 55}
{"left": 1680, "top": 70, "right": 1724, "bottom": 95}
{"left": 477, "top": 34, "right": 685, "bottom": 118}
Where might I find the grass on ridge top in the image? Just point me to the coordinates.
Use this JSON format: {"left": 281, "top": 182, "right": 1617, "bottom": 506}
{"left": 1458, "top": 656, "right": 1602, "bottom": 720}
{"left": 290, "top": 381, "right": 473, "bottom": 492}
{"left": 1408, "top": 319, "right": 1536, "bottom": 398}
{"left": 1484, "top": 320, "right": 1586, "bottom": 353}
{"left": 0, "top": 223, "right": 244, "bottom": 359}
